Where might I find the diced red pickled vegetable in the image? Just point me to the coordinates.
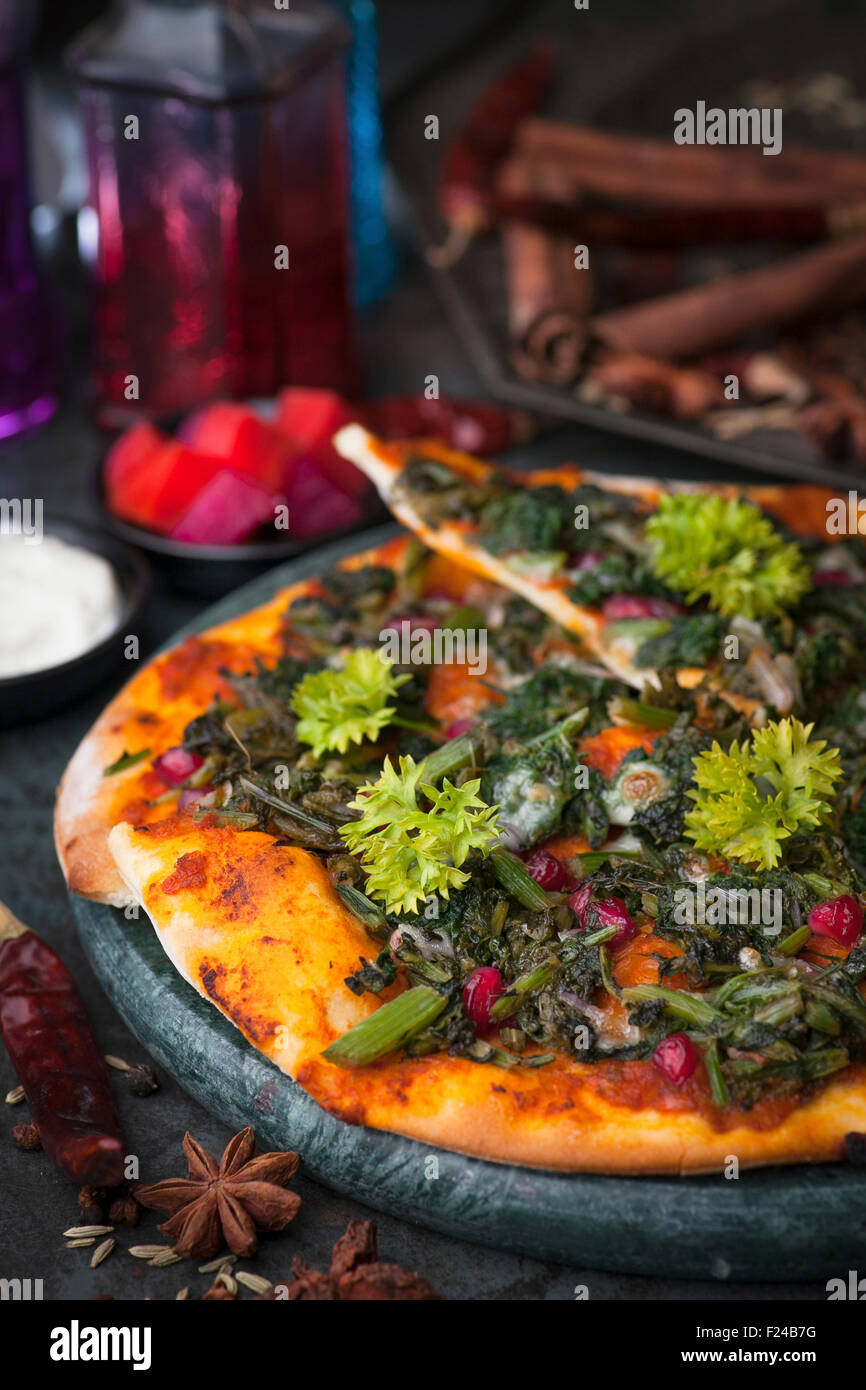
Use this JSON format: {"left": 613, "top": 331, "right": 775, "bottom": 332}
{"left": 104, "top": 422, "right": 167, "bottom": 497}
{"left": 462, "top": 966, "right": 505, "bottom": 1026}
{"left": 170, "top": 470, "right": 282, "bottom": 545}
{"left": 588, "top": 897, "right": 636, "bottom": 947}
{"left": 275, "top": 388, "right": 369, "bottom": 498}
{"left": 521, "top": 848, "right": 567, "bottom": 891}
{"left": 602, "top": 594, "right": 686, "bottom": 620}
{"left": 106, "top": 440, "right": 188, "bottom": 529}
{"left": 183, "top": 402, "right": 291, "bottom": 492}
{"left": 147, "top": 446, "right": 229, "bottom": 529}
{"left": 807, "top": 894, "right": 863, "bottom": 947}
{"left": 281, "top": 454, "right": 366, "bottom": 538}
{"left": 651, "top": 1032, "right": 697, "bottom": 1085}
{"left": 152, "top": 747, "right": 204, "bottom": 787}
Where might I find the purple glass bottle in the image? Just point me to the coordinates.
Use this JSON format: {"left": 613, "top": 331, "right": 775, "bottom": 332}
{"left": 0, "top": 1, "right": 58, "bottom": 441}
{"left": 68, "top": 0, "right": 357, "bottom": 427}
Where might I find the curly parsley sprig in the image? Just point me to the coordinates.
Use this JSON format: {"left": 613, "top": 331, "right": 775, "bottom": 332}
{"left": 290, "top": 648, "right": 410, "bottom": 759}
{"left": 685, "top": 718, "right": 843, "bottom": 870}
{"left": 646, "top": 493, "right": 811, "bottom": 620}
{"left": 340, "top": 755, "right": 501, "bottom": 915}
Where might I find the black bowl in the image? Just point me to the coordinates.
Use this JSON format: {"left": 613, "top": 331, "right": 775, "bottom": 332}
{"left": 94, "top": 462, "right": 384, "bottom": 598}
{"left": 0, "top": 519, "right": 150, "bottom": 726}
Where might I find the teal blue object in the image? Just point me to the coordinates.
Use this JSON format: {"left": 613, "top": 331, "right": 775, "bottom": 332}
{"left": 68, "top": 525, "right": 866, "bottom": 1279}
{"left": 331, "top": 0, "right": 396, "bottom": 309}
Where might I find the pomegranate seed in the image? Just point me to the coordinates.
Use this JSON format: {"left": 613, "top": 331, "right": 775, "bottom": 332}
{"left": 652, "top": 1033, "right": 697, "bottom": 1086}
{"left": 521, "top": 848, "right": 567, "bottom": 891}
{"left": 589, "top": 897, "right": 636, "bottom": 948}
{"left": 813, "top": 569, "right": 854, "bottom": 587}
{"left": 602, "top": 594, "right": 685, "bottom": 621}
{"left": 569, "top": 883, "right": 593, "bottom": 927}
{"left": 445, "top": 718, "right": 474, "bottom": 740}
{"left": 462, "top": 966, "right": 505, "bottom": 1026}
{"left": 807, "top": 895, "right": 863, "bottom": 947}
{"left": 152, "top": 747, "right": 204, "bottom": 787}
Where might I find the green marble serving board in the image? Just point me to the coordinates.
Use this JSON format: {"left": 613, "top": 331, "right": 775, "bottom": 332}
{"left": 70, "top": 525, "right": 866, "bottom": 1281}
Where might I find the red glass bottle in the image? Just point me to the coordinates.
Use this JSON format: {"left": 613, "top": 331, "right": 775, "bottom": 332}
{"left": 67, "top": 0, "right": 357, "bottom": 426}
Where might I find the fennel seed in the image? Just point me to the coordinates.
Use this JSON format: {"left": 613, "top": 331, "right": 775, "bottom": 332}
{"left": 5, "top": 1085, "right": 25, "bottom": 1105}
{"left": 129, "top": 1244, "right": 172, "bottom": 1259}
{"left": 63, "top": 1224, "right": 114, "bottom": 1238}
{"left": 236, "top": 1271, "right": 273, "bottom": 1295}
{"left": 91, "top": 1238, "right": 115, "bottom": 1268}
{"left": 149, "top": 1250, "right": 182, "bottom": 1268}
{"left": 198, "top": 1253, "right": 237, "bottom": 1274}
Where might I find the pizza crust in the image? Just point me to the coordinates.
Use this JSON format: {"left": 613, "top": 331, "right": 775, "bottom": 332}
{"left": 55, "top": 587, "right": 299, "bottom": 906}
{"left": 107, "top": 819, "right": 384, "bottom": 1073}
{"left": 107, "top": 819, "right": 866, "bottom": 1174}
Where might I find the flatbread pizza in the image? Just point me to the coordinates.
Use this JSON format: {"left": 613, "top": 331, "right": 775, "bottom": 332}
{"left": 56, "top": 450, "right": 866, "bottom": 1174}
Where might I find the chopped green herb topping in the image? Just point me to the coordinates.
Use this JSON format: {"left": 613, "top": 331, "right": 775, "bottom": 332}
{"left": 291, "top": 648, "right": 410, "bottom": 759}
{"left": 339, "top": 755, "right": 501, "bottom": 915}
{"left": 646, "top": 494, "right": 811, "bottom": 620}
{"left": 685, "top": 718, "right": 843, "bottom": 869}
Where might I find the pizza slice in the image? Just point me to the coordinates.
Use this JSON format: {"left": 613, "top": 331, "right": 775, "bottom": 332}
{"left": 334, "top": 423, "right": 849, "bottom": 713}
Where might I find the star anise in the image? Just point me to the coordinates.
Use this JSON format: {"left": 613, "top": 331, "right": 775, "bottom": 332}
{"left": 256, "top": 1219, "right": 441, "bottom": 1301}
{"left": 135, "top": 1128, "right": 301, "bottom": 1260}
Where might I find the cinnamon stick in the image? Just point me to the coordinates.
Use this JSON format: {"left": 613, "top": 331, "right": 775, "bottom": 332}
{"left": 592, "top": 232, "right": 866, "bottom": 360}
{"left": 515, "top": 117, "right": 866, "bottom": 209}
{"left": 498, "top": 157, "right": 591, "bottom": 385}
{"left": 490, "top": 194, "right": 853, "bottom": 247}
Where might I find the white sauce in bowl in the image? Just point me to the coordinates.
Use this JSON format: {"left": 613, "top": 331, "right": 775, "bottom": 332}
{"left": 0, "top": 534, "right": 123, "bottom": 679}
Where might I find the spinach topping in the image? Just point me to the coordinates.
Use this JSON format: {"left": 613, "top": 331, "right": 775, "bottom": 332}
{"left": 568, "top": 553, "right": 672, "bottom": 607}
{"left": 635, "top": 613, "right": 723, "bottom": 672}
{"left": 162, "top": 533, "right": 866, "bottom": 1108}
{"left": 477, "top": 485, "right": 576, "bottom": 556}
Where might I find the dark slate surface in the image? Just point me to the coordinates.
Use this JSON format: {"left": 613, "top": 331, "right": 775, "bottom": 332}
{"left": 0, "top": 0, "right": 845, "bottom": 1300}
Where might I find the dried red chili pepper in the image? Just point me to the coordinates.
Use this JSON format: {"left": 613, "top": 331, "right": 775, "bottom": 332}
{"left": 429, "top": 45, "right": 555, "bottom": 268}
{"left": 0, "top": 901, "right": 125, "bottom": 1187}
{"left": 362, "top": 394, "right": 532, "bottom": 454}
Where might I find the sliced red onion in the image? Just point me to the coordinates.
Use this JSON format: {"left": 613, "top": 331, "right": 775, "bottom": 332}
{"left": 602, "top": 594, "right": 686, "bottom": 621}
{"left": 152, "top": 747, "right": 204, "bottom": 787}
{"left": 178, "top": 784, "right": 213, "bottom": 810}
{"left": 813, "top": 568, "right": 855, "bottom": 587}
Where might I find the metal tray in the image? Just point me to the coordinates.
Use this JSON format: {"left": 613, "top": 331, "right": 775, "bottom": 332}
{"left": 385, "top": 0, "right": 866, "bottom": 487}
